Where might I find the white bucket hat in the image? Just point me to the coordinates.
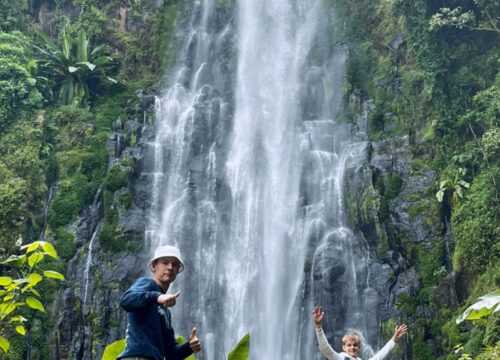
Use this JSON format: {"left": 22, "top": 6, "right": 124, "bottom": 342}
{"left": 148, "top": 245, "right": 185, "bottom": 273}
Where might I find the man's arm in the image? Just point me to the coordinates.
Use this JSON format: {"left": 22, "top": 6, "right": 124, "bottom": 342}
{"left": 120, "top": 277, "right": 162, "bottom": 312}
{"left": 162, "top": 326, "right": 194, "bottom": 360}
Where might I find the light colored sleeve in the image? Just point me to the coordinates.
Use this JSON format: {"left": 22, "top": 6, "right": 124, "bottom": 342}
{"left": 368, "top": 339, "right": 396, "bottom": 360}
{"left": 315, "top": 327, "right": 343, "bottom": 360}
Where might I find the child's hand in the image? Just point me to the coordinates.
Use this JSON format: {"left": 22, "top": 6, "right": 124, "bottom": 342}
{"left": 391, "top": 324, "right": 408, "bottom": 342}
{"left": 312, "top": 306, "right": 324, "bottom": 328}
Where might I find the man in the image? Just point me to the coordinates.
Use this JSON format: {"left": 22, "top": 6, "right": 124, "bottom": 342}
{"left": 118, "top": 245, "right": 201, "bottom": 360}
{"left": 312, "top": 306, "right": 407, "bottom": 360}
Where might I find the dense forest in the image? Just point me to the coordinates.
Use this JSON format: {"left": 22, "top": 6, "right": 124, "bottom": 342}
{"left": 0, "top": 0, "right": 498, "bottom": 359}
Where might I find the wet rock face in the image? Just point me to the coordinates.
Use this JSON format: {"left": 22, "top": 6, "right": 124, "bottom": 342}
{"left": 47, "top": 2, "right": 440, "bottom": 359}
{"left": 48, "top": 2, "right": 237, "bottom": 359}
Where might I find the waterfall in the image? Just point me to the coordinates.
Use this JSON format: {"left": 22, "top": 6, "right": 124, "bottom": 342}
{"left": 224, "top": 1, "right": 321, "bottom": 358}
{"left": 148, "top": 1, "right": 377, "bottom": 359}
{"left": 39, "top": 182, "right": 55, "bottom": 240}
{"left": 83, "top": 226, "right": 99, "bottom": 306}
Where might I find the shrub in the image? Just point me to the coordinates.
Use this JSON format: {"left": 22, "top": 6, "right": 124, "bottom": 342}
{"left": 0, "top": 31, "right": 42, "bottom": 129}
{"left": 47, "top": 174, "right": 92, "bottom": 227}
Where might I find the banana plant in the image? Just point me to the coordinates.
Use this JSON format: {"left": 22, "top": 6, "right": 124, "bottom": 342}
{"left": 35, "top": 27, "right": 117, "bottom": 108}
{"left": 436, "top": 167, "right": 470, "bottom": 204}
{"left": 456, "top": 290, "right": 500, "bottom": 324}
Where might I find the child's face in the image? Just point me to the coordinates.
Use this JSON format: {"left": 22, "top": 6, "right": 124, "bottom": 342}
{"left": 342, "top": 340, "right": 360, "bottom": 357}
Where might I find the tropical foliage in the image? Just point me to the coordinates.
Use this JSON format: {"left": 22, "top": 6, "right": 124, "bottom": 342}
{"left": 456, "top": 290, "right": 500, "bottom": 324}
{"left": 0, "top": 31, "right": 43, "bottom": 129}
{"left": 36, "top": 27, "right": 117, "bottom": 107}
{"left": 0, "top": 241, "right": 65, "bottom": 354}
{"left": 0, "top": 0, "right": 498, "bottom": 359}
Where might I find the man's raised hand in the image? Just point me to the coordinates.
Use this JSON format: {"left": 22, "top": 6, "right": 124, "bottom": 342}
{"left": 189, "top": 327, "right": 201, "bottom": 353}
{"left": 157, "top": 291, "right": 180, "bottom": 307}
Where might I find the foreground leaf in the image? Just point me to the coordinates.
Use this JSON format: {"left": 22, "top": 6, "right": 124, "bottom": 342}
{"left": 26, "top": 297, "right": 45, "bottom": 312}
{"left": 15, "top": 325, "right": 26, "bottom": 336}
{"left": 0, "top": 335, "right": 10, "bottom": 353}
{"left": 0, "top": 255, "right": 26, "bottom": 267}
{"left": 101, "top": 339, "right": 126, "bottom": 360}
{"left": 22, "top": 242, "right": 41, "bottom": 253}
{"left": 0, "top": 303, "right": 17, "bottom": 319}
{"left": 9, "top": 315, "right": 27, "bottom": 323}
{"left": 40, "top": 242, "right": 58, "bottom": 259}
{"left": 28, "top": 253, "right": 44, "bottom": 268}
{"left": 43, "top": 270, "right": 65, "bottom": 281}
{"left": 0, "top": 277, "right": 13, "bottom": 286}
{"left": 456, "top": 290, "right": 500, "bottom": 323}
{"left": 27, "top": 273, "right": 43, "bottom": 287}
{"left": 228, "top": 333, "right": 250, "bottom": 360}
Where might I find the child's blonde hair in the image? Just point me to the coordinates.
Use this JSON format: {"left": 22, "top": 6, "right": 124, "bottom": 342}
{"left": 342, "top": 332, "right": 361, "bottom": 346}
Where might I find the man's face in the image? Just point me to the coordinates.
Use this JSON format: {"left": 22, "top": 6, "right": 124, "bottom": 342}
{"left": 342, "top": 340, "right": 360, "bottom": 358}
{"left": 152, "top": 257, "right": 181, "bottom": 287}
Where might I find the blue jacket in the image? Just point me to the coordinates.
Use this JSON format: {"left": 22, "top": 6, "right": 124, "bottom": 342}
{"left": 117, "top": 277, "right": 193, "bottom": 360}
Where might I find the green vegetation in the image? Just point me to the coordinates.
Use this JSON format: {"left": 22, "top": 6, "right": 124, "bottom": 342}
{"left": 0, "top": 2, "right": 169, "bottom": 357}
{"left": 0, "top": 241, "right": 65, "bottom": 354}
{"left": 0, "top": 1, "right": 497, "bottom": 359}
{"left": 327, "top": 0, "right": 499, "bottom": 358}
{"left": 36, "top": 27, "right": 118, "bottom": 107}
{"left": 0, "top": 31, "right": 43, "bottom": 130}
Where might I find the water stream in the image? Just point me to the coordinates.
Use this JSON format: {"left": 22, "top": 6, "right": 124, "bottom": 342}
{"left": 147, "top": 1, "right": 377, "bottom": 359}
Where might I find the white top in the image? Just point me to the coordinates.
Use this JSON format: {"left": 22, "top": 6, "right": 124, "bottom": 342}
{"left": 315, "top": 327, "right": 396, "bottom": 360}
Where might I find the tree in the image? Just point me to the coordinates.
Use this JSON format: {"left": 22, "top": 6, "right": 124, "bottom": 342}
{"left": 435, "top": 166, "right": 470, "bottom": 204}
{"left": 0, "top": 31, "right": 43, "bottom": 129}
{"left": 0, "top": 240, "right": 65, "bottom": 354}
{"left": 430, "top": 1, "right": 500, "bottom": 35}
{"left": 36, "top": 27, "right": 117, "bottom": 108}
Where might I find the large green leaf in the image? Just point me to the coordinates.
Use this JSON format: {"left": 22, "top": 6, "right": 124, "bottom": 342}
{"left": 0, "top": 254, "right": 26, "bottom": 267}
{"left": 228, "top": 333, "right": 250, "bottom": 360}
{"left": 0, "top": 277, "right": 12, "bottom": 286}
{"left": 0, "top": 303, "right": 16, "bottom": 319}
{"left": 27, "top": 273, "right": 43, "bottom": 287}
{"left": 0, "top": 335, "right": 10, "bottom": 353}
{"left": 8, "top": 315, "right": 27, "bottom": 324}
{"left": 28, "top": 253, "right": 44, "bottom": 268}
{"left": 44, "top": 270, "right": 65, "bottom": 281}
{"left": 456, "top": 290, "right": 500, "bottom": 323}
{"left": 77, "top": 28, "right": 89, "bottom": 62}
{"left": 62, "top": 29, "right": 72, "bottom": 59}
{"left": 22, "top": 242, "right": 40, "bottom": 253}
{"left": 59, "top": 77, "right": 76, "bottom": 105}
{"left": 40, "top": 242, "right": 58, "bottom": 259}
{"left": 26, "top": 296, "right": 45, "bottom": 312}
{"left": 101, "top": 339, "right": 126, "bottom": 360}
{"left": 78, "top": 61, "right": 96, "bottom": 71}
{"left": 15, "top": 325, "right": 26, "bottom": 336}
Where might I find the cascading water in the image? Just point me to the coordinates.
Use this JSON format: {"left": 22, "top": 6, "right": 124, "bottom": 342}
{"left": 83, "top": 225, "right": 100, "bottom": 306}
{"left": 148, "top": 1, "right": 381, "bottom": 359}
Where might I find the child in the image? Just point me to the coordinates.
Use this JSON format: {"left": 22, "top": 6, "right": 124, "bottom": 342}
{"left": 312, "top": 306, "right": 407, "bottom": 360}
